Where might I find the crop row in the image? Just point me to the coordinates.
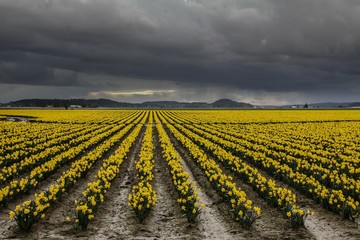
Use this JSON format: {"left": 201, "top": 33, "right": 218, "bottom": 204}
{"left": 161, "top": 112, "right": 309, "bottom": 227}
{"left": 1, "top": 112, "right": 147, "bottom": 206}
{"left": 206, "top": 122, "right": 360, "bottom": 178}
{"left": 166, "top": 116, "right": 359, "bottom": 221}
{"left": 74, "top": 120, "right": 145, "bottom": 229}
{"left": 9, "top": 113, "right": 146, "bottom": 231}
{"left": 0, "top": 124, "right": 105, "bottom": 183}
{"left": 157, "top": 112, "right": 260, "bottom": 228}
{"left": 154, "top": 112, "right": 202, "bottom": 223}
{"left": 200, "top": 123, "right": 360, "bottom": 201}
{"left": 128, "top": 112, "right": 157, "bottom": 223}
{"left": 0, "top": 123, "right": 84, "bottom": 157}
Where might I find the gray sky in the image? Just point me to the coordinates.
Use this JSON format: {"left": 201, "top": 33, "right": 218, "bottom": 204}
{"left": 1, "top": 0, "right": 360, "bottom": 105}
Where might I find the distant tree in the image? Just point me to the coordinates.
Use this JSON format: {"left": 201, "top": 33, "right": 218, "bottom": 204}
{"left": 304, "top": 103, "right": 309, "bottom": 108}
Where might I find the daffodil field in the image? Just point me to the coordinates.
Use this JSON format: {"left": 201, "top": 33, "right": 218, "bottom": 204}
{"left": 0, "top": 109, "right": 359, "bottom": 239}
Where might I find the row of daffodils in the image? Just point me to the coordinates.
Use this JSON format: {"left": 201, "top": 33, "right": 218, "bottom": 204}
{"left": 8, "top": 113, "right": 146, "bottom": 231}
{"left": 0, "top": 124, "right": 105, "bottom": 183}
{"left": 0, "top": 124, "right": 121, "bottom": 206}
{"left": 128, "top": 113, "right": 157, "bottom": 223}
{"left": 74, "top": 120, "right": 145, "bottom": 229}
{"left": 160, "top": 111, "right": 310, "bottom": 228}
{"left": 216, "top": 123, "right": 360, "bottom": 195}
{"left": 1, "top": 109, "right": 359, "bottom": 233}
{"left": 154, "top": 113, "right": 203, "bottom": 223}
{"left": 157, "top": 112, "right": 260, "bottom": 228}
{"left": 165, "top": 111, "right": 358, "bottom": 221}
{"left": 0, "top": 111, "right": 144, "bottom": 188}
{"left": 0, "top": 123, "right": 84, "bottom": 165}
{"left": 191, "top": 123, "right": 359, "bottom": 221}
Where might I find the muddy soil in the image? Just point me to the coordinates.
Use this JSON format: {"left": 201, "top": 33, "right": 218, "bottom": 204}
{"left": 78, "top": 123, "right": 148, "bottom": 239}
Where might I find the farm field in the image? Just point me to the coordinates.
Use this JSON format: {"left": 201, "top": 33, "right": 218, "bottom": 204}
{"left": 0, "top": 109, "right": 359, "bottom": 239}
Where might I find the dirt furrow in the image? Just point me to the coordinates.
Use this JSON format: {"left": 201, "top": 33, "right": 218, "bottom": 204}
{"left": 84, "top": 124, "right": 147, "bottom": 239}
{"left": 299, "top": 195, "right": 359, "bottom": 240}
{"left": 172, "top": 141, "right": 235, "bottom": 239}
{"left": 223, "top": 149, "right": 359, "bottom": 239}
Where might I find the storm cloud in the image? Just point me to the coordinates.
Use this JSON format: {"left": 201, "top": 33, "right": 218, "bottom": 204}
{"left": 0, "top": 0, "right": 359, "bottom": 104}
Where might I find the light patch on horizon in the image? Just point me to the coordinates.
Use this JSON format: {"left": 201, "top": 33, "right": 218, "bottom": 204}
{"left": 89, "top": 89, "right": 175, "bottom": 96}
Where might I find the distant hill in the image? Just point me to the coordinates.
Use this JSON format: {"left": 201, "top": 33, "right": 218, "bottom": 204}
{"left": 4, "top": 98, "right": 254, "bottom": 109}
{"left": 211, "top": 99, "right": 253, "bottom": 108}
{"left": 143, "top": 101, "right": 208, "bottom": 108}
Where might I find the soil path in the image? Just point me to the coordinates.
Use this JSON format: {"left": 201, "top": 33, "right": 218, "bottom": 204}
{"left": 170, "top": 140, "right": 235, "bottom": 239}
{"left": 85, "top": 124, "right": 147, "bottom": 239}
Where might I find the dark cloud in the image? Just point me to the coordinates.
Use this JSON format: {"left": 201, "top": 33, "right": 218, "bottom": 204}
{"left": 0, "top": 0, "right": 359, "bottom": 103}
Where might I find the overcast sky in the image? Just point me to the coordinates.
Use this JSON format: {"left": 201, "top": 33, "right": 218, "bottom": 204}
{"left": 0, "top": 0, "right": 359, "bottom": 105}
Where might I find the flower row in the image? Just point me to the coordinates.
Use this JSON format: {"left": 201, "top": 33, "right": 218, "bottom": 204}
{"left": 197, "top": 123, "right": 360, "bottom": 202}
{"left": 185, "top": 123, "right": 359, "bottom": 221}
{"left": 74, "top": 123, "right": 144, "bottom": 229}
{"left": 9, "top": 121, "right": 139, "bottom": 231}
{"left": 165, "top": 118, "right": 308, "bottom": 228}
{"left": 0, "top": 124, "right": 105, "bottom": 183}
{"left": 0, "top": 123, "right": 90, "bottom": 168}
{"left": 159, "top": 114, "right": 260, "bottom": 228}
{"left": 213, "top": 122, "right": 360, "bottom": 180}
{"left": 0, "top": 125, "right": 122, "bottom": 206}
{"left": 155, "top": 116, "right": 202, "bottom": 223}
{"left": 0, "top": 122, "right": 57, "bottom": 151}
{"left": 209, "top": 122, "right": 360, "bottom": 179}
{"left": 128, "top": 114, "right": 157, "bottom": 223}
